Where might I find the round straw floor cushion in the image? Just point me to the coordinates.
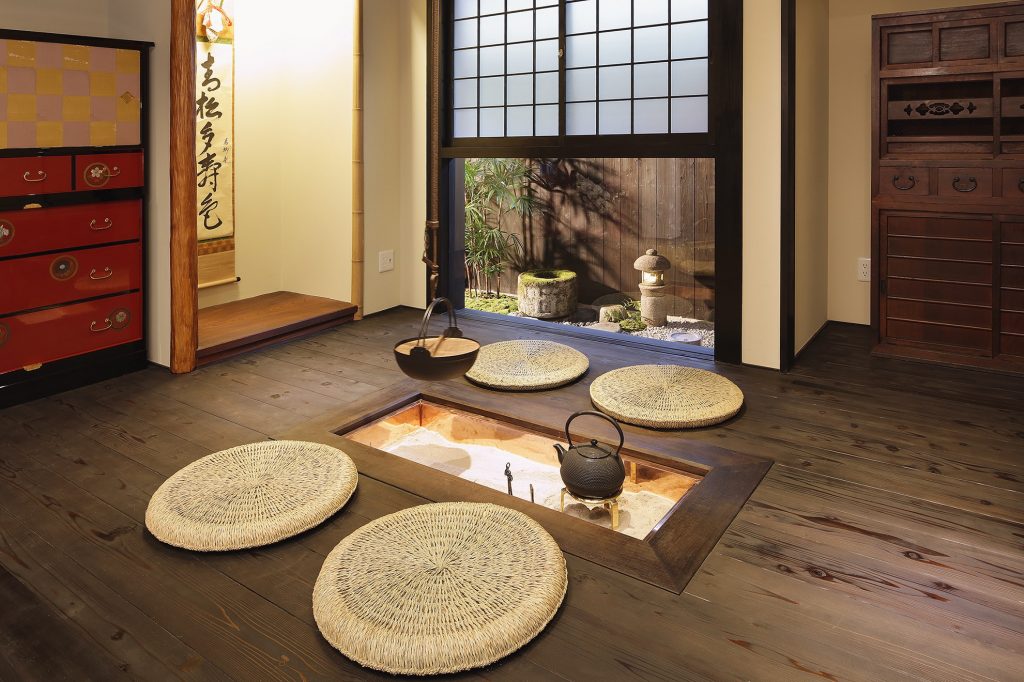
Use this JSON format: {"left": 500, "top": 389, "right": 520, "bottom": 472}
{"left": 465, "top": 340, "right": 589, "bottom": 390}
{"left": 590, "top": 365, "right": 744, "bottom": 429}
{"left": 313, "top": 502, "right": 567, "bottom": 676}
{"left": 146, "top": 440, "right": 358, "bottom": 551}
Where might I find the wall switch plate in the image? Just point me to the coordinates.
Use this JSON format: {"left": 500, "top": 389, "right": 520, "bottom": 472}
{"left": 378, "top": 250, "right": 395, "bottom": 273}
{"left": 857, "top": 257, "right": 871, "bottom": 283}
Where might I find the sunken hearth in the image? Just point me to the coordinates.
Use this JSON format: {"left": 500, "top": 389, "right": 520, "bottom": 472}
{"left": 283, "top": 383, "right": 770, "bottom": 593}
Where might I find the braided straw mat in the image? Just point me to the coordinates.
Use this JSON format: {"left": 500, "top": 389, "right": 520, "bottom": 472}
{"left": 313, "top": 502, "right": 567, "bottom": 676}
{"left": 465, "top": 339, "right": 589, "bottom": 390}
{"left": 146, "top": 441, "right": 358, "bottom": 551}
{"left": 591, "top": 364, "right": 744, "bottom": 429}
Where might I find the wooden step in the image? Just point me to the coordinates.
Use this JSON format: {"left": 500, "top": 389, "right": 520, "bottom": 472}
{"left": 197, "top": 291, "right": 357, "bottom": 365}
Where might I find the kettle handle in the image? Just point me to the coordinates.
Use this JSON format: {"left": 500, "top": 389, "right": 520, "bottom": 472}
{"left": 565, "top": 411, "right": 625, "bottom": 455}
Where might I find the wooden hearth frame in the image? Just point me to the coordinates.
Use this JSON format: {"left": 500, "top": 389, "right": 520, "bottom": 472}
{"left": 279, "top": 381, "right": 770, "bottom": 594}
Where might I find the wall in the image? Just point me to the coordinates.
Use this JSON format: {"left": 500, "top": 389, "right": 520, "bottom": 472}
{"left": 795, "top": 0, "right": 829, "bottom": 352}
{"left": 826, "top": 0, "right": 997, "bottom": 325}
{"left": 742, "top": 0, "right": 783, "bottom": 368}
{"left": 3, "top": 0, "right": 174, "bottom": 366}
{"left": 198, "top": 0, "right": 355, "bottom": 310}
{"left": 364, "top": 0, "right": 427, "bottom": 315}
{"left": 197, "top": 0, "right": 285, "bottom": 309}
{"left": 2, "top": 0, "right": 112, "bottom": 36}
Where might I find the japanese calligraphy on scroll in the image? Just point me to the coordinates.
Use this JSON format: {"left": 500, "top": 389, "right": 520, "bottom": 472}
{"left": 195, "top": 0, "right": 236, "bottom": 287}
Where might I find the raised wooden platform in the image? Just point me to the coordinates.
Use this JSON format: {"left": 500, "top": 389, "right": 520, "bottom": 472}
{"left": 197, "top": 291, "right": 357, "bottom": 366}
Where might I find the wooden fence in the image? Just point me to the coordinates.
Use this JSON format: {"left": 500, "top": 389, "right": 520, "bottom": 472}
{"left": 488, "top": 157, "right": 715, "bottom": 321}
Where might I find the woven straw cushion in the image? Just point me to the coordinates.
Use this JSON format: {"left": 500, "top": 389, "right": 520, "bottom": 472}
{"left": 590, "top": 365, "right": 744, "bottom": 429}
{"left": 146, "top": 440, "right": 358, "bottom": 551}
{"left": 313, "top": 502, "right": 567, "bottom": 676}
{"left": 465, "top": 340, "right": 589, "bottom": 390}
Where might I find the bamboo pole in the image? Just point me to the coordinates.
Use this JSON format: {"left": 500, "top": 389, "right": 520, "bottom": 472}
{"left": 351, "top": 0, "right": 365, "bottom": 320}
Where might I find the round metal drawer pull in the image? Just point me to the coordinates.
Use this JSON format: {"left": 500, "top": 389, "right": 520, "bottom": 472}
{"left": 90, "top": 217, "right": 113, "bottom": 231}
{"left": 90, "top": 319, "right": 113, "bottom": 333}
{"left": 953, "top": 176, "right": 978, "bottom": 193}
{"left": 90, "top": 267, "right": 113, "bottom": 280}
{"left": 83, "top": 163, "right": 121, "bottom": 188}
{"left": 22, "top": 170, "right": 47, "bottom": 182}
{"left": 892, "top": 174, "right": 916, "bottom": 191}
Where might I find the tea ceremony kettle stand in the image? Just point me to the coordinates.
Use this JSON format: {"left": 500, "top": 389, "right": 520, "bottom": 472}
{"left": 560, "top": 488, "right": 621, "bottom": 531}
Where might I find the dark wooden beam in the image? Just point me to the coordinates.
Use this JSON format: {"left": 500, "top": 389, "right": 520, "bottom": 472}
{"left": 170, "top": 0, "right": 198, "bottom": 374}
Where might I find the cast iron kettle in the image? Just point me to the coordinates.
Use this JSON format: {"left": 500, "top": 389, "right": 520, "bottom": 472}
{"left": 554, "top": 411, "right": 626, "bottom": 500}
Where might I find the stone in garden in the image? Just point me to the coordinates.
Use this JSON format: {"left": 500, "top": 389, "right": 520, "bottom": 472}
{"left": 518, "top": 270, "right": 578, "bottom": 319}
{"left": 569, "top": 307, "right": 598, "bottom": 323}
{"left": 590, "top": 322, "right": 622, "bottom": 333}
{"left": 599, "top": 305, "right": 627, "bottom": 323}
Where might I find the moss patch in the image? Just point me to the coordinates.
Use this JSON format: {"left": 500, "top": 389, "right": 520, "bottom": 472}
{"left": 619, "top": 317, "right": 648, "bottom": 333}
{"left": 518, "top": 269, "right": 577, "bottom": 286}
{"left": 465, "top": 292, "right": 520, "bottom": 315}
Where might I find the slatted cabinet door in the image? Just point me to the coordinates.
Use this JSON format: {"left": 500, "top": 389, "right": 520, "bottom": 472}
{"left": 880, "top": 212, "right": 995, "bottom": 355}
{"left": 1001, "top": 219, "right": 1024, "bottom": 356}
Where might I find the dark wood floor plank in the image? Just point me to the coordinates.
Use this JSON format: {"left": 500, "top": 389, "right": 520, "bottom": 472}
{"left": 716, "top": 519, "right": 1024, "bottom": 654}
{"left": 1, "top": 309, "right": 1022, "bottom": 681}
{"left": 0, "top": 447, "right": 380, "bottom": 681}
{"left": 0, "top": 564, "right": 132, "bottom": 681}
{"left": 0, "top": 510, "right": 225, "bottom": 680}
{"left": 690, "top": 553, "right": 1021, "bottom": 681}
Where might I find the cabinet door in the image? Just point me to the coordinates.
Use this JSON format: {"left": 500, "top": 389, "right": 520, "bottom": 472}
{"left": 880, "top": 213, "right": 995, "bottom": 355}
{"left": 1000, "top": 220, "right": 1024, "bottom": 357}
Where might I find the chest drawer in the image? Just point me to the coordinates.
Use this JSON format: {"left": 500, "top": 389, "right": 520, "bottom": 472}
{"left": 936, "top": 168, "right": 993, "bottom": 198}
{"left": 0, "top": 200, "right": 142, "bottom": 258}
{"left": 0, "top": 292, "right": 142, "bottom": 375}
{"left": 0, "top": 156, "right": 73, "bottom": 197}
{"left": 75, "top": 152, "right": 145, "bottom": 191}
{"left": 0, "top": 243, "right": 142, "bottom": 316}
{"left": 1001, "top": 169, "right": 1024, "bottom": 200}
{"left": 879, "top": 168, "right": 932, "bottom": 197}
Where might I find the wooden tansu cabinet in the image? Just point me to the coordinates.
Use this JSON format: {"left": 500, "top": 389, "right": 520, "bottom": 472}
{"left": 0, "top": 31, "right": 152, "bottom": 406}
{"left": 873, "top": 2, "right": 1024, "bottom": 371}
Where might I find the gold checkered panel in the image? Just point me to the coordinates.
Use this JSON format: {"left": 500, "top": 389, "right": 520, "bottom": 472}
{"left": 0, "top": 38, "right": 142, "bottom": 149}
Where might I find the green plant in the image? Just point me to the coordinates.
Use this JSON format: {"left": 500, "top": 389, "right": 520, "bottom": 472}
{"left": 618, "top": 298, "right": 647, "bottom": 333}
{"left": 463, "top": 158, "right": 541, "bottom": 296}
{"left": 464, "top": 292, "right": 520, "bottom": 315}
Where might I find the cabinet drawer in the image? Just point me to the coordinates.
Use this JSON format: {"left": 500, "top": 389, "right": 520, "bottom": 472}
{"left": 0, "top": 200, "right": 142, "bottom": 258}
{"left": 936, "top": 168, "right": 993, "bottom": 198}
{"left": 75, "top": 152, "right": 144, "bottom": 191}
{"left": 885, "top": 319, "right": 991, "bottom": 352}
{"left": 1000, "top": 170, "right": 1024, "bottom": 201}
{"left": 879, "top": 168, "right": 931, "bottom": 197}
{"left": 0, "top": 293, "right": 142, "bottom": 375}
{"left": 0, "top": 156, "right": 73, "bottom": 197}
{"left": 0, "top": 243, "right": 141, "bottom": 315}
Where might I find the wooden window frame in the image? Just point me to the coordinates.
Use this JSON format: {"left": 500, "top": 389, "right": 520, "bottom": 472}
{"left": 426, "top": 0, "right": 744, "bottom": 363}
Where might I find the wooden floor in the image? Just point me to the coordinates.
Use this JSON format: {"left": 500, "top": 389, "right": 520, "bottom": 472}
{"left": 197, "top": 291, "right": 358, "bottom": 364}
{"left": 1, "top": 308, "right": 1022, "bottom": 681}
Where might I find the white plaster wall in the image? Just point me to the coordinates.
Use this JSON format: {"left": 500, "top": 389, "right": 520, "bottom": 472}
{"left": 795, "top": 0, "right": 829, "bottom": 353}
{"left": 364, "top": 0, "right": 427, "bottom": 314}
{"left": 742, "top": 0, "right": 783, "bottom": 369}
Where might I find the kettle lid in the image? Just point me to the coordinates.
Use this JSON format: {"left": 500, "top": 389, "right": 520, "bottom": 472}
{"left": 574, "top": 439, "right": 615, "bottom": 459}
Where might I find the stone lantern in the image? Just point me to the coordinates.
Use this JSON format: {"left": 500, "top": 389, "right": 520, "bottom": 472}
{"left": 633, "top": 249, "right": 672, "bottom": 327}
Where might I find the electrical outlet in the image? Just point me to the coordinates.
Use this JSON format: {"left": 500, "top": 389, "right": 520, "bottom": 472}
{"left": 857, "top": 257, "right": 871, "bottom": 283}
{"left": 378, "top": 250, "right": 395, "bottom": 273}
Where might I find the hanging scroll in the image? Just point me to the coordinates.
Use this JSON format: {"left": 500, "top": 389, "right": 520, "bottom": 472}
{"left": 195, "top": 0, "right": 236, "bottom": 288}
